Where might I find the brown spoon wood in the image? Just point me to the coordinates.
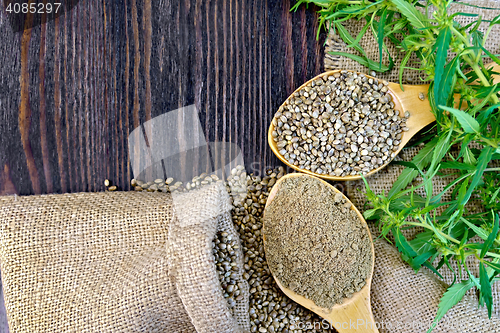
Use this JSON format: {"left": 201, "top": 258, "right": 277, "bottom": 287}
{"left": 269, "top": 64, "right": 500, "bottom": 181}
{"left": 262, "top": 173, "right": 378, "bottom": 333}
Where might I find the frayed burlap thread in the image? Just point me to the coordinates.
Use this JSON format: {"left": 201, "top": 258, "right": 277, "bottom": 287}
{"left": 324, "top": 0, "right": 500, "bottom": 331}
{"left": 0, "top": 185, "right": 249, "bottom": 333}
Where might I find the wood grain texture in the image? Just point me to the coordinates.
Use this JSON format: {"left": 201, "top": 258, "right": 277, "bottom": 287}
{"left": 0, "top": 0, "right": 325, "bottom": 196}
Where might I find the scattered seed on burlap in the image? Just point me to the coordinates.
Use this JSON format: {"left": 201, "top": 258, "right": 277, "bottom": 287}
{"left": 272, "top": 71, "right": 409, "bottom": 177}
{"left": 263, "top": 175, "right": 372, "bottom": 309}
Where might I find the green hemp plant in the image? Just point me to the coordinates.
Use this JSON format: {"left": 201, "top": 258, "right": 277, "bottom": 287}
{"left": 293, "top": 0, "right": 500, "bottom": 330}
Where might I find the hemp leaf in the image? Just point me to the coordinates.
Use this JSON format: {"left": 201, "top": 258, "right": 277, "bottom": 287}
{"left": 429, "top": 279, "right": 474, "bottom": 333}
{"left": 438, "top": 106, "right": 480, "bottom": 134}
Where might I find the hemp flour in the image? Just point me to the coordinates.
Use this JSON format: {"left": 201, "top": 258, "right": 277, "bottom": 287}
{"left": 263, "top": 175, "right": 372, "bottom": 308}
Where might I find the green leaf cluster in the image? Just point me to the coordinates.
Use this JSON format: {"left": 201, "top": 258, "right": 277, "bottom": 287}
{"left": 293, "top": 0, "right": 500, "bottom": 330}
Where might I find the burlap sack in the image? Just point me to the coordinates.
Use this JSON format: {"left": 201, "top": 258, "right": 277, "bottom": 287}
{"left": 0, "top": 182, "right": 250, "bottom": 333}
{"left": 324, "top": 1, "right": 500, "bottom": 331}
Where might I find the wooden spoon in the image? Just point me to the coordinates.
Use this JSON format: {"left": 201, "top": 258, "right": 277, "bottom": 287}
{"left": 268, "top": 64, "right": 500, "bottom": 181}
{"left": 262, "top": 173, "right": 378, "bottom": 333}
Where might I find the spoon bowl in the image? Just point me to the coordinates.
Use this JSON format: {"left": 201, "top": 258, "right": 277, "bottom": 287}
{"left": 263, "top": 173, "right": 378, "bottom": 333}
{"left": 268, "top": 70, "right": 433, "bottom": 181}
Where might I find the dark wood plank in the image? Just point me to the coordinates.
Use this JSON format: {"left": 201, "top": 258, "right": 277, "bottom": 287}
{"left": 0, "top": 0, "right": 325, "bottom": 195}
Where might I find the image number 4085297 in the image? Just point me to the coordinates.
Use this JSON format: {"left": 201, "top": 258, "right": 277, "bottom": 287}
{"left": 6, "top": 1, "right": 62, "bottom": 14}
{"left": 3, "top": 0, "right": 80, "bottom": 33}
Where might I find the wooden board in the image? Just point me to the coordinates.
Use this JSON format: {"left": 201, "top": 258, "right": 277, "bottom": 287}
{"left": 0, "top": 0, "right": 325, "bottom": 196}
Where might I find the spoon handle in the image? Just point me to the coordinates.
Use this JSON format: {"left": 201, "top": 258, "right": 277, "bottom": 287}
{"left": 387, "top": 83, "right": 434, "bottom": 148}
{"left": 389, "top": 61, "right": 500, "bottom": 148}
{"left": 323, "top": 287, "right": 379, "bottom": 333}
